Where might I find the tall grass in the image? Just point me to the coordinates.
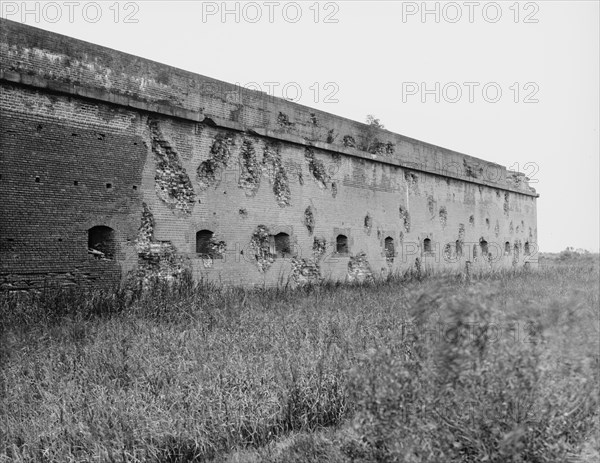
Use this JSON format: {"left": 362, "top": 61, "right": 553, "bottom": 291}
{"left": 1, "top": 264, "right": 598, "bottom": 462}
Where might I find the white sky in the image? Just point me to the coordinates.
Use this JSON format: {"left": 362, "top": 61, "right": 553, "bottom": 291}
{"left": 2, "top": 1, "right": 599, "bottom": 252}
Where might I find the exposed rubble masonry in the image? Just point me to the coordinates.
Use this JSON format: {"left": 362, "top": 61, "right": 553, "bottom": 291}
{"left": 197, "top": 132, "right": 234, "bottom": 190}
{"left": 262, "top": 142, "right": 291, "bottom": 207}
{"left": 250, "top": 225, "right": 276, "bottom": 273}
{"left": 291, "top": 257, "right": 322, "bottom": 285}
{"left": 439, "top": 206, "right": 448, "bottom": 228}
{"left": 304, "top": 145, "right": 330, "bottom": 189}
{"left": 348, "top": 252, "right": 374, "bottom": 283}
{"left": 304, "top": 206, "right": 315, "bottom": 235}
{"left": 127, "top": 203, "right": 189, "bottom": 290}
{"left": 148, "top": 118, "right": 195, "bottom": 214}
{"left": 238, "top": 138, "right": 261, "bottom": 196}
{"left": 399, "top": 206, "right": 411, "bottom": 233}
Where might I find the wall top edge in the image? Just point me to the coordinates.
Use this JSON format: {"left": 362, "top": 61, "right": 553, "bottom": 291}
{"left": 0, "top": 18, "right": 538, "bottom": 198}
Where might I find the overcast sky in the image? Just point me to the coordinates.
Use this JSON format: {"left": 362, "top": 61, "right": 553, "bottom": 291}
{"left": 3, "top": 1, "right": 598, "bottom": 252}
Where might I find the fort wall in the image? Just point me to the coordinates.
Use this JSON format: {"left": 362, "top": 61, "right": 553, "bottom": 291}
{"left": 0, "top": 19, "right": 538, "bottom": 290}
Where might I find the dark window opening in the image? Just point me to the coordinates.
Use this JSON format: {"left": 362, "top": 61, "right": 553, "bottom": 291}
{"left": 74, "top": 181, "right": 79, "bottom": 186}
{"left": 106, "top": 183, "right": 112, "bottom": 189}
{"left": 273, "top": 232, "right": 291, "bottom": 258}
{"left": 423, "top": 238, "right": 432, "bottom": 253}
{"left": 480, "top": 240, "right": 488, "bottom": 255}
{"left": 456, "top": 240, "right": 463, "bottom": 257}
{"left": 384, "top": 236, "right": 395, "bottom": 262}
{"left": 505, "top": 241, "right": 511, "bottom": 255}
{"left": 524, "top": 242, "right": 531, "bottom": 255}
{"left": 35, "top": 176, "right": 40, "bottom": 183}
{"left": 88, "top": 226, "right": 116, "bottom": 260}
{"left": 336, "top": 234, "right": 349, "bottom": 254}
{"left": 196, "top": 230, "right": 214, "bottom": 256}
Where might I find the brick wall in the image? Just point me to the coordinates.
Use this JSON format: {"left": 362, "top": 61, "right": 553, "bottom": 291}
{"left": 0, "top": 19, "right": 538, "bottom": 290}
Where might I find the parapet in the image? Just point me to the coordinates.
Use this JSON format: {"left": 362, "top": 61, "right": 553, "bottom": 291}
{"left": 0, "top": 18, "right": 537, "bottom": 197}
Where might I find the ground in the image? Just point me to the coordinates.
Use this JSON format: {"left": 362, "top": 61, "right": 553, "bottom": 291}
{"left": 1, "top": 256, "right": 598, "bottom": 462}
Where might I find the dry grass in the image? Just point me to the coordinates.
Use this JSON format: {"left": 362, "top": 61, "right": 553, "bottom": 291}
{"left": 1, "top": 261, "right": 598, "bottom": 462}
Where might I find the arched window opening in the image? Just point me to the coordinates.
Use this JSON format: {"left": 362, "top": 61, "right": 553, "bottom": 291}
{"left": 423, "top": 238, "right": 432, "bottom": 253}
{"left": 384, "top": 236, "right": 395, "bottom": 262}
{"left": 336, "top": 234, "right": 349, "bottom": 254}
{"left": 524, "top": 242, "right": 531, "bottom": 255}
{"left": 88, "top": 226, "right": 116, "bottom": 260}
{"left": 273, "top": 232, "right": 291, "bottom": 258}
{"left": 196, "top": 230, "right": 214, "bottom": 256}
{"left": 480, "top": 240, "right": 488, "bottom": 255}
{"left": 505, "top": 241, "right": 511, "bottom": 255}
{"left": 456, "top": 240, "right": 463, "bottom": 257}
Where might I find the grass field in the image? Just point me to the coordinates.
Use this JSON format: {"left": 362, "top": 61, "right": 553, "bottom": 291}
{"left": 1, "top": 260, "right": 598, "bottom": 462}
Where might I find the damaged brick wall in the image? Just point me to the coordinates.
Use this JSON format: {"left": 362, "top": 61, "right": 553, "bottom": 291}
{"left": 197, "top": 133, "right": 235, "bottom": 190}
{"left": 127, "top": 203, "right": 189, "bottom": 290}
{"left": 262, "top": 142, "right": 291, "bottom": 206}
{"left": 0, "top": 19, "right": 539, "bottom": 290}
{"left": 148, "top": 118, "right": 195, "bottom": 213}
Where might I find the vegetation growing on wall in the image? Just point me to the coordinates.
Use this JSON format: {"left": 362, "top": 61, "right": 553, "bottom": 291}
{"left": 197, "top": 133, "right": 234, "bottom": 190}
{"left": 360, "top": 115, "right": 396, "bottom": 156}
{"left": 148, "top": 118, "right": 196, "bottom": 213}
{"left": 250, "top": 225, "right": 275, "bottom": 272}
{"left": 504, "top": 192, "right": 510, "bottom": 215}
{"left": 326, "top": 129, "right": 337, "bottom": 144}
{"left": 238, "top": 138, "right": 261, "bottom": 196}
{"left": 127, "top": 203, "right": 189, "bottom": 291}
{"left": 277, "top": 112, "right": 294, "bottom": 130}
{"left": 304, "top": 146, "right": 330, "bottom": 189}
{"left": 469, "top": 215, "right": 475, "bottom": 226}
{"left": 463, "top": 158, "right": 483, "bottom": 178}
{"left": 342, "top": 135, "right": 356, "bottom": 148}
{"left": 495, "top": 220, "right": 500, "bottom": 237}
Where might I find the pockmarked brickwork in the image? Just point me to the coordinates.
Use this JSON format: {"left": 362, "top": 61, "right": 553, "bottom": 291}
{"left": 0, "top": 19, "right": 538, "bottom": 290}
